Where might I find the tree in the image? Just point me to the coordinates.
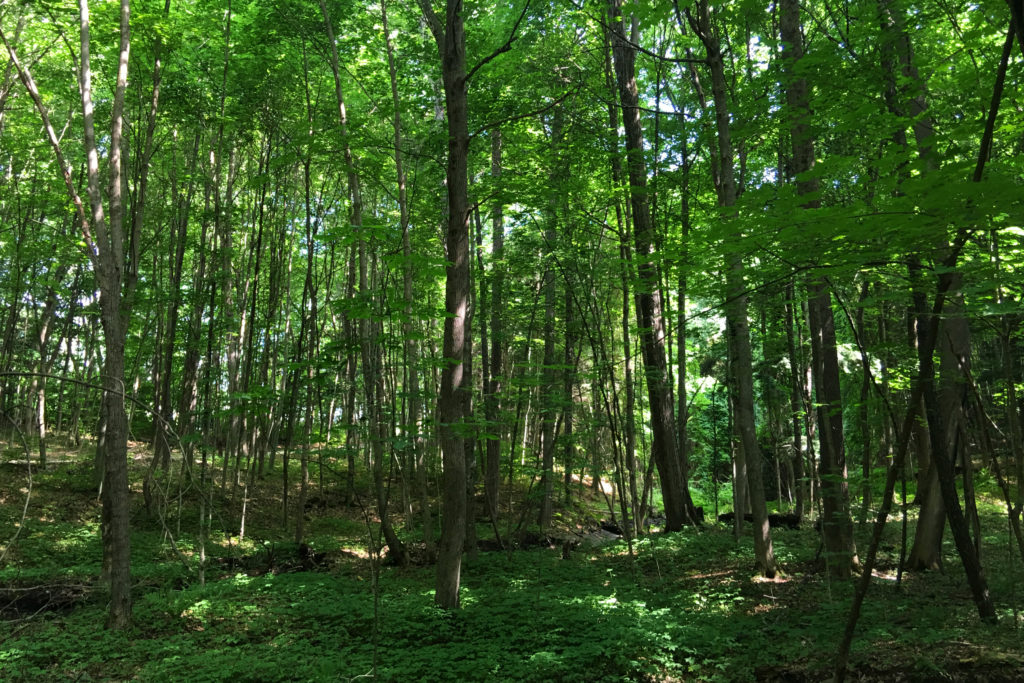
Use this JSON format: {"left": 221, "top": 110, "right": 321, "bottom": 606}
{"left": 609, "top": 0, "right": 698, "bottom": 532}
{"left": 690, "top": 0, "right": 776, "bottom": 577}
{"left": 416, "top": 0, "right": 471, "bottom": 609}
{"left": 2, "top": 0, "right": 136, "bottom": 628}
{"left": 780, "top": 0, "right": 858, "bottom": 578}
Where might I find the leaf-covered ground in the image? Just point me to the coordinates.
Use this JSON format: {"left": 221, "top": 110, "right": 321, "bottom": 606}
{"left": 2, "top": 449, "right": 1023, "bottom": 681}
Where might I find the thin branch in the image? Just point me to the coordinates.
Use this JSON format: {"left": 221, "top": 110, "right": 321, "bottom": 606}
{"left": 465, "top": 0, "right": 533, "bottom": 84}
{"left": 593, "top": 14, "right": 706, "bottom": 64}
{"left": 415, "top": 0, "right": 444, "bottom": 50}
{"left": 470, "top": 85, "right": 577, "bottom": 139}
{"left": 974, "top": 22, "right": 1014, "bottom": 182}
{"left": 0, "top": 25, "right": 97, "bottom": 263}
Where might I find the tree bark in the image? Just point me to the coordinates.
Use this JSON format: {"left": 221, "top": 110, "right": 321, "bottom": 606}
{"left": 609, "top": 0, "right": 696, "bottom": 532}
{"left": 417, "top": 0, "right": 470, "bottom": 609}
{"left": 83, "top": 0, "right": 134, "bottom": 629}
{"left": 781, "top": 0, "right": 857, "bottom": 577}
{"left": 693, "top": 0, "right": 775, "bottom": 575}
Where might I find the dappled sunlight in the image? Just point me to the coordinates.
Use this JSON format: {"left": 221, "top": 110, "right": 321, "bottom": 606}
{"left": 3, "top": 460, "right": 1024, "bottom": 681}
{"left": 569, "top": 472, "right": 615, "bottom": 495}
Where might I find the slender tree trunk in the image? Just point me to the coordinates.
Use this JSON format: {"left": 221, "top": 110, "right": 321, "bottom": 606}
{"left": 365, "top": 254, "right": 408, "bottom": 565}
{"left": 784, "top": 286, "right": 805, "bottom": 515}
{"left": 28, "top": 277, "right": 65, "bottom": 467}
{"left": 693, "top": 0, "right": 774, "bottom": 575}
{"left": 537, "top": 108, "right": 563, "bottom": 531}
{"left": 781, "top": 0, "right": 857, "bottom": 576}
{"left": 381, "top": 0, "right": 430, "bottom": 551}
{"left": 676, "top": 137, "right": 692, "bottom": 507}
{"left": 856, "top": 281, "right": 872, "bottom": 522}
{"left": 321, "top": 0, "right": 370, "bottom": 525}
{"left": 154, "top": 133, "right": 198, "bottom": 473}
{"left": 562, "top": 284, "right": 576, "bottom": 506}
{"left": 603, "top": 27, "right": 638, "bottom": 534}
{"left": 609, "top": 0, "right": 695, "bottom": 531}
{"left": 84, "top": 0, "right": 133, "bottom": 629}
{"left": 484, "top": 129, "right": 504, "bottom": 533}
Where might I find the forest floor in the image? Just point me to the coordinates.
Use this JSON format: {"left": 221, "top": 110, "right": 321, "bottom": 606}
{"left": 1, "top": 440, "right": 1024, "bottom": 681}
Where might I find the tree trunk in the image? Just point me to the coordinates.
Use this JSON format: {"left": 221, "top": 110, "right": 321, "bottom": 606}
{"left": 603, "top": 26, "right": 639, "bottom": 535}
{"left": 693, "top": 0, "right": 775, "bottom": 575}
{"left": 784, "top": 285, "right": 805, "bottom": 515}
{"left": 781, "top": 0, "right": 857, "bottom": 577}
{"left": 84, "top": 0, "right": 133, "bottom": 629}
{"left": 609, "top": 0, "right": 696, "bottom": 531}
{"left": 417, "top": 0, "right": 470, "bottom": 609}
{"left": 484, "top": 129, "right": 504, "bottom": 532}
{"left": 380, "top": 0, "right": 430, "bottom": 551}
{"left": 562, "top": 283, "right": 576, "bottom": 506}
{"left": 916, "top": 273, "right": 997, "bottom": 623}
{"left": 537, "top": 108, "right": 563, "bottom": 531}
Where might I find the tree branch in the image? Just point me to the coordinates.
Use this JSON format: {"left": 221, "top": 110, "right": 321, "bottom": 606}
{"left": 470, "top": 85, "right": 577, "bottom": 139}
{"left": 0, "top": 24, "right": 97, "bottom": 264}
{"left": 593, "top": 14, "right": 706, "bottom": 64}
{"left": 415, "top": 0, "right": 444, "bottom": 51}
{"left": 465, "top": 0, "right": 533, "bottom": 84}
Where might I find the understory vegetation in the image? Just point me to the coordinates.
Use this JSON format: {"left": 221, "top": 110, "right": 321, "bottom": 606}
{"left": 2, "top": 449, "right": 1022, "bottom": 682}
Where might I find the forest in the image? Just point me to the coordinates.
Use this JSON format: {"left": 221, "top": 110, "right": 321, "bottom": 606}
{"left": 1, "top": 0, "right": 1023, "bottom": 679}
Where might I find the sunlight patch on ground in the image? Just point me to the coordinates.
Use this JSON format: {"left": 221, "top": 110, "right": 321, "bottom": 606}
{"left": 336, "top": 545, "right": 371, "bottom": 559}
{"left": 569, "top": 472, "right": 614, "bottom": 495}
{"left": 751, "top": 601, "right": 780, "bottom": 614}
{"left": 752, "top": 574, "right": 789, "bottom": 584}
{"left": 688, "top": 569, "right": 732, "bottom": 580}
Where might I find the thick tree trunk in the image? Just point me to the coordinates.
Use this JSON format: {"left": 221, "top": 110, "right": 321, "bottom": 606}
{"left": 417, "top": 0, "right": 470, "bottom": 609}
{"left": 878, "top": 0, "right": 977, "bottom": 573}
{"left": 916, "top": 276, "right": 997, "bottom": 623}
{"left": 807, "top": 283, "right": 858, "bottom": 575}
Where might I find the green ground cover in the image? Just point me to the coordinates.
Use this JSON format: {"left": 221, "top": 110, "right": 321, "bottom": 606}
{"left": 2, "top": 456, "right": 1023, "bottom": 681}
